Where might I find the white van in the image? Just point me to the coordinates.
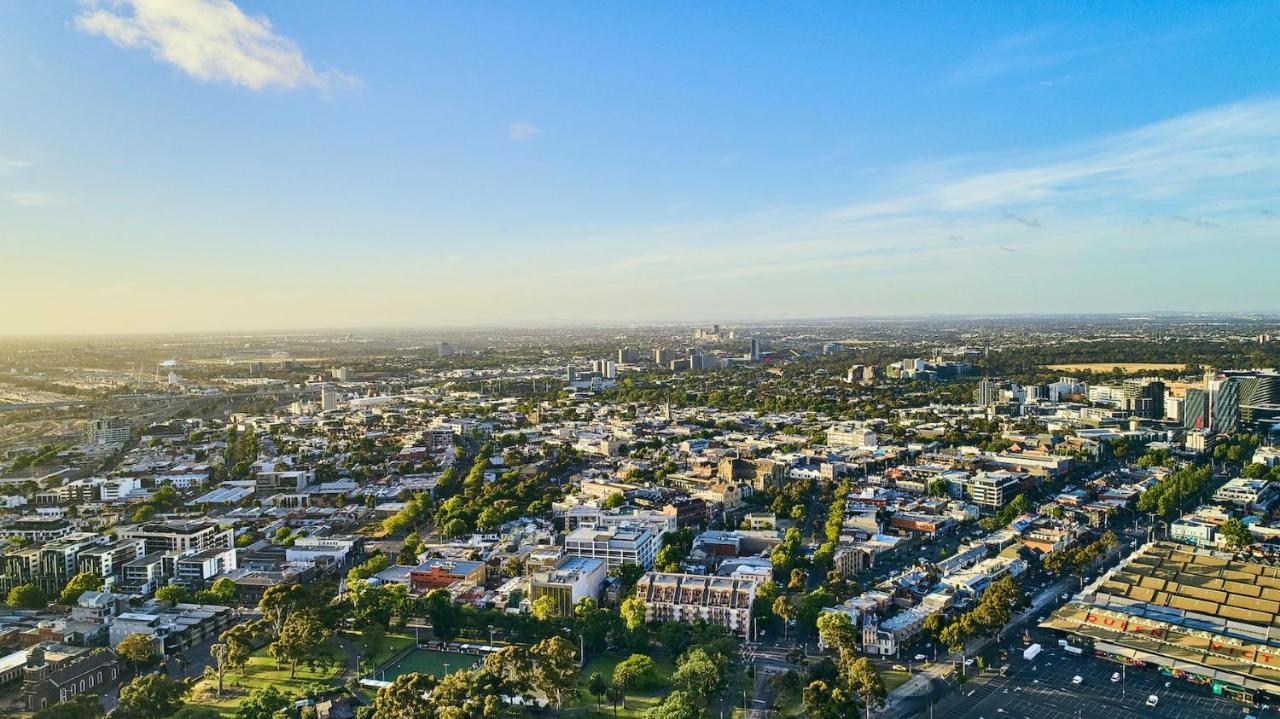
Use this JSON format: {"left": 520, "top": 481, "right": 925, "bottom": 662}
{"left": 1145, "top": 695, "right": 1159, "bottom": 707}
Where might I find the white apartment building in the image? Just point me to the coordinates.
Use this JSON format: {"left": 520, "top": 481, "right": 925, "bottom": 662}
{"left": 563, "top": 524, "right": 657, "bottom": 569}
{"left": 118, "top": 520, "right": 233, "bottom": 556}
{"left": 1213, "top": 478, "right": 1280, "bottom": 513}
{"left": 634, "top": 572, "right": 759, "bottom": 636}
{"left": 826, "top": 424, "right": 877, "bottom": 449}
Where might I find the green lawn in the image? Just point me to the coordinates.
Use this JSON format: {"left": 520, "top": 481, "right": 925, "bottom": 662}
{"left": 375, "top": 648, "right": 484, "bottom": 680}
{"left": 347, "top": 630, "right": 416, "bottom": 671}
{"left": 188, "top": 639, "right": 345, "bottom": 716}
{"left": 882, "top": 669, "right": 911, "bottom": 692}
{"left": 566, "top": 653, "right": 676, "bottom": 719}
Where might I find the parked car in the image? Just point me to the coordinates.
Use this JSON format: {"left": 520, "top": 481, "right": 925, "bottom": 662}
{"left": 914, "top": 654, "right": 927, "bottom": 661}
{"left": 1111, "top": 672, "right": 1120, "bottom": 683}
{"left": 1146, "top": 695, "right": 1159, "bottom": 707}
{"left": 1072, "top": 675, "right": 1083, "bottom": 685}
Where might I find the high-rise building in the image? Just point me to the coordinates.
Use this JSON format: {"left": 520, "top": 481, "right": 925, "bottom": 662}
{"left": 565, "top": 364, "right": 576, "bottom": 382}
{"left": 604, "top": 360, "right": 617, "bottom": 379}
{"left": 617, "top": 348, "right": 638, "bottom": 364}
{"left": 1123, "top": 378, "right": 1165, "bottom": 419}
{"left": 975, "top": 379, "right": 1003, "bottom": 407}
{"left": 654, "top": 348, "right": 675, "bottom": 365}
{"left": 320, "top": 384, "right": 338, "bottom": 412}
{"left": 437, "top": 342, "right": 453, "bottom": 358}
{"left": 1183, "top": 388, "right": 1210, "bottom": 430}
{"left": 86, "top": 418, "right": 131, "bottom": 446}
{"left": 748, "top": 338, "right": 762, "bottom": 361}
{"left": 331, "top": 367, "right": 353, "bottom": 382}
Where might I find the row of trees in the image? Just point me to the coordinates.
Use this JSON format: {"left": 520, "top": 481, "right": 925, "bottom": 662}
{"left": 1042, "top": 530, "right": 1118, "bottom": 575}
{"left": 923, "top": 576, "right": 1024, "bottom": 655}
{"left": 1136, "top": 465, "right": 1213, "bottom": 517}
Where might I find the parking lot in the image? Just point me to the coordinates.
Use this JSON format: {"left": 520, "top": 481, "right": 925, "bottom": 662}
{"left": 945, "top": 648, "right": 1251, "bottom": 719}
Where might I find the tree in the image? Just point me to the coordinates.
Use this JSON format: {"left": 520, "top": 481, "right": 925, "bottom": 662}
{"left": 605, "top": 685, "right": 625, "bottom": 718}
{"left": 802, "top": 680, "right": 858, "bottom": 719}
{"left": 155, "top": 585, "right": 191, "bottom": 604}
{"left": 772, "top": 595, "right": 796, "bottom": 639}
{"left": 421, "top": 588, "right": 462, "bottom": 641}
{"left": 58, "top": 572, "right": 104, "bottom": 605}
{"left": 816, "top": 612, "right": 857, "bottom": 655}
{"left": 7, "top": 583, "right": 46, "bottom": 609}
{"left": 531, "top": 636, "right": 580, "bottom": 711}
{"left": 32, "top": 693, "right": 104, "bottom": 719}
{"left": 843, "top": 657, "right": 886, "bottom": 719}
{"left": 116, "top": 633, "right": 158, "bottom": 674}
{"left": 531, "top": 594, "right": 559, "bottom": 621}
{"left": 235, "top": 685, "right": 292, "bottom": 719}
{"left": 620, "top": 595, "right": 647, "bottom": 631}
{"left": 671, "top": 648, "right": 721, "bottom": 704}
{"left": 588, "top": 671, "right": 609, "bottom": 708}
{"left": 115, "top": 674, "right": 189, "bottom": 719}
{"left": 612, "top": 562, "right": 646, "bottom": 593}
{"left": 613, "top": 654, "right": 656, "bottom": 693}
{"left": 349, "top": 579, "right": 408, "bottom": 630}
{"left": 202, "top": 576, "right": 237, "bottom": 604}
{"left": 270, "top": 608, "right": 331, "bottom": 678}
{"left": 643, "top": 690, "right": 701, "bottom": 719}
{"left": 1221, "top": 517, "right": 1254, "bottom": 549}
{"left": 373, "top": 673, "right": 438, "bottom": 719}
{"left": 602, "top": 492, "right": 625, "bottom": 510}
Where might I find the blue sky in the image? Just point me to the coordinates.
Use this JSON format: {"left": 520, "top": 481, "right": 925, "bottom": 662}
{"left": 2, "top": 1, "right": 1279, "bottom": 334}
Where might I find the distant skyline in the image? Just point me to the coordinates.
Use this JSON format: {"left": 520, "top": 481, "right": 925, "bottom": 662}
{"left": 3, "top": 1, "right": 1280, "bottom": 335}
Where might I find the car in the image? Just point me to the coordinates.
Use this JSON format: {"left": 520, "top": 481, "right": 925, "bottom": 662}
{"left": 892, "top": 664, "right": 907, "bottom": 671}
{"left": 1111, "top": 672, "right": 1120, "bottom": 683}
{"left": 914, "top": 654, "right": 927, "bottom": 661}
{"left": 1146, "top": 695, "right": 1159, "bottom": 707}
{"left": 964, "top": 659, "right": 974, "bottom": 666}
{"left": 1071, "top": 675, "right": 1083, "bottom": 685}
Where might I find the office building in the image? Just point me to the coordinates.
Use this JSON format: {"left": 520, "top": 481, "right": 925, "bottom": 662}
{"left": 409, "top": 558, "right": 486, "bottom": 592}
{"left": 564, "top": 524, "right": 657, "bottom": 569}
{"left": 528, "top": 556, "right": 607, "bottom": 617}
{"left": 437, "top": 342, "right": 453, "bottom": 358}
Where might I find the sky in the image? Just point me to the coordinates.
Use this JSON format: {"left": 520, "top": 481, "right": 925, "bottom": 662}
{"left": 2, "top": 1, "right": 1280, "bottom": 335}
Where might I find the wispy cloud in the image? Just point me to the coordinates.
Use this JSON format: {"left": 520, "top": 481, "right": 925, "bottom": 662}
{"left": 1169, "top": 214, "right": 1219, "bottom": 229}
{"left": 74, "top": 0, "right": 354, "bottom": 91}
{"left": 507, "top": 122, "right": 541, "bottom": 141}
{"left": 833, "top": 98, "right": 1280, "bottom": 220}
{"left": 1003, "top": 212, "right": 1041, "bottom": 228}
{"left": 9, "top": 191, "right": 66, "bottom": 207}
{"left": 0, "top": 158, "right": 31, "bottom": 174}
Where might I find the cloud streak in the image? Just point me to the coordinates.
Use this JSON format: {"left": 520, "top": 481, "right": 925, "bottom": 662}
{"left": 9, "top": 191, "right": 66, "bottom": 207}
{"left": 507, "top": 122, "right": 542, "bottom": 141}
{"left": 74, "top": 0, "right": 353, "bottom": 91}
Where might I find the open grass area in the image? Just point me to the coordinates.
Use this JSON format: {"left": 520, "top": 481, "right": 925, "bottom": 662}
{"left": 565, "top": 653, "right": 676, "bottom": 719}
{"left": 1043, "top": 362, "right": 1187, "bottom": 373}
{"left": 882, "top": 668, "right": 912, "bottom": 692}
{"left": 348, "top": 630, "right": 416, "bottom": 670}
{"left": 375, "top": 648, "right": 484, "bottom": 680}
{"left": 188, "top": 640, "right": 344, "bottom": 717}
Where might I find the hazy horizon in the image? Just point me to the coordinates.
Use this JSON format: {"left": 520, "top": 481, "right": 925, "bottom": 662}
{"left": 4, "top": 2, "right": 1280, "bottom": 334}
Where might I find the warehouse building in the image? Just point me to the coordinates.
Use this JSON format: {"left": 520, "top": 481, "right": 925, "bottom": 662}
{"left": 1042, "top": 541, "right": 1280, "bottom": 704}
